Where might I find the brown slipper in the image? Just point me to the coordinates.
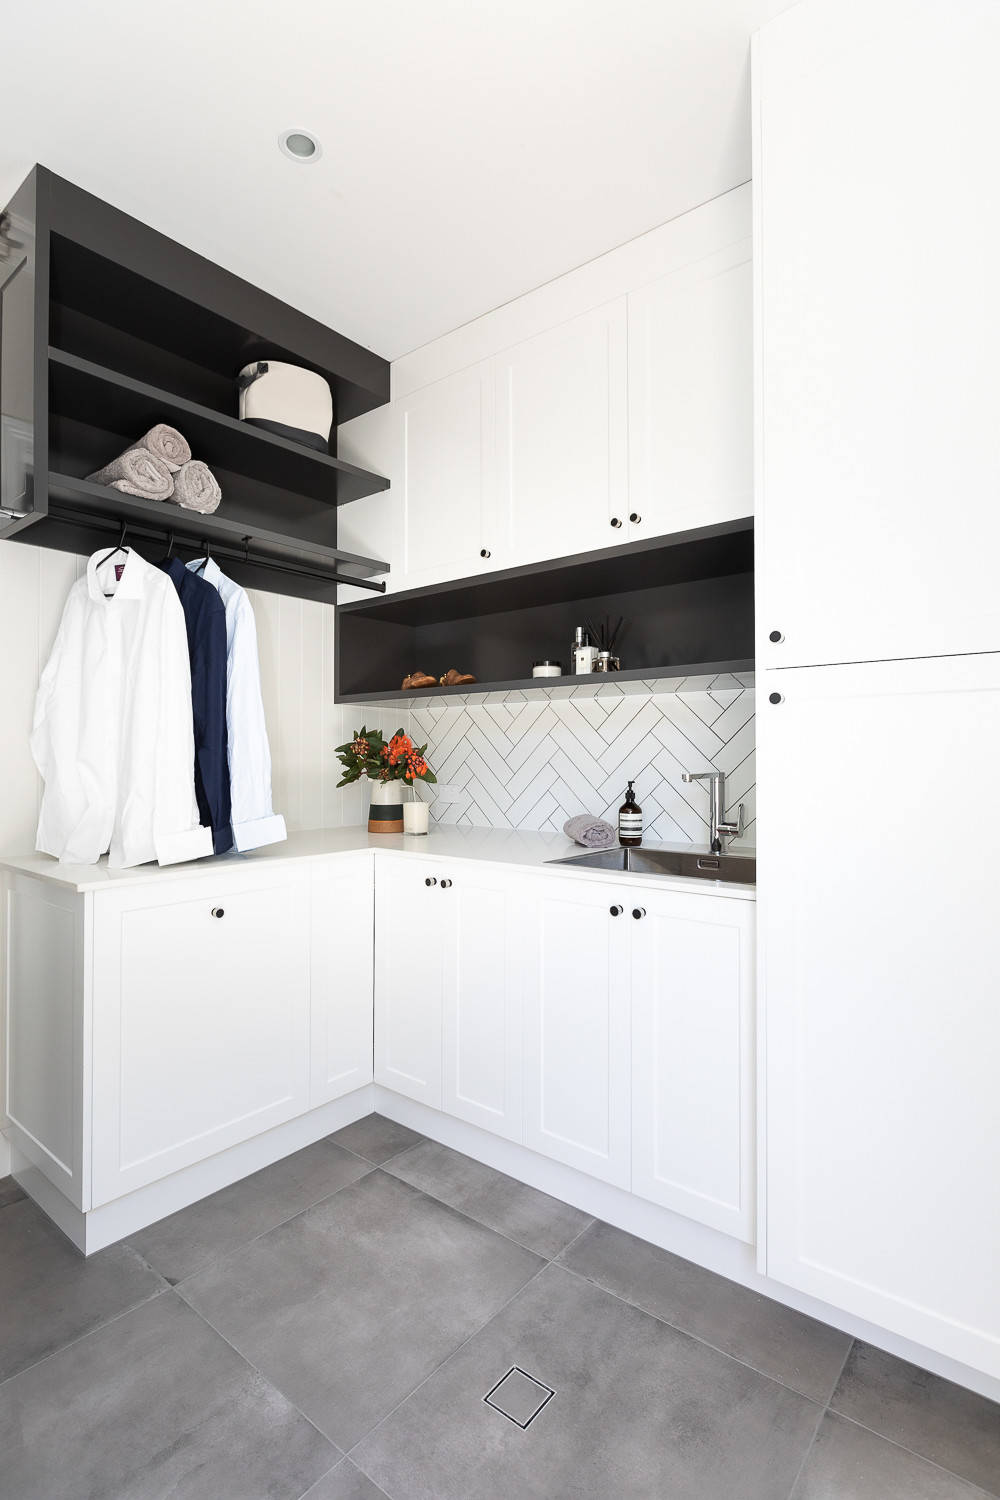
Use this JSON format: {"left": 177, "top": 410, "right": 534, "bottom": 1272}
{"left": 402, "top": 671, "right": 437, "bottom": 690}
{"left": 440, "top": 668, "right": 478, "bottom": 686}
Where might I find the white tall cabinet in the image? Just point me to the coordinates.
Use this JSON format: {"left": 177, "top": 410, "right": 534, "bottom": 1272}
{"left": 755, "top": 0, "right": 1000, "bottom": 1380}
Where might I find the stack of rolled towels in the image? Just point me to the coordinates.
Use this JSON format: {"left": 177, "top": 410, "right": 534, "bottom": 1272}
{"left": 88, "top": 424, "right": 222, "bottom": 514}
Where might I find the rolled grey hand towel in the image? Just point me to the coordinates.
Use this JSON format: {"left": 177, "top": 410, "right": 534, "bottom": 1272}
{"left": 87, "top": 447, "right": 174, "bottom": 500}
{"left": 172, "top": 459, "right": 221, "bottom": 513}
{"left": 563, "top": 813, "right": 617, "bottom": 848}
{"left": 136, "top": 423, "right": 191, "bottom": 472}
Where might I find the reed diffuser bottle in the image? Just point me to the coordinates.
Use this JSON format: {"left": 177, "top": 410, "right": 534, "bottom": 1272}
{"left": 618, "top": 781, "right": 643, "bottom": 847}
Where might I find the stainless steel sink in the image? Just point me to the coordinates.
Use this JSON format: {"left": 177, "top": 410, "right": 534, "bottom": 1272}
{"left": 547, "top": 846, "right": 756, "bottom": 885}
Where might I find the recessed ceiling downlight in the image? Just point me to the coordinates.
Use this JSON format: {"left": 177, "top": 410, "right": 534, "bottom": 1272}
{"left": 279, "top": 129, "right": 322, "bottom": 163}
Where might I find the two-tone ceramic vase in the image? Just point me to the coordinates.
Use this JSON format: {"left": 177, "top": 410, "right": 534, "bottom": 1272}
{"left": 367, "top": 779, "right": 404, "bottom": 834}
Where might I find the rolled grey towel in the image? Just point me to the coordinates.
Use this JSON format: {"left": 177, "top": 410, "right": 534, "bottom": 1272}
{"left": 88, "top": 447, "right": 174, "bottom": 500}
{"left": 172, "top": 459, "right": 221, "bottom": 513}
{"left": 563, "top": 813, "right": 617, "bottom": 848}
{"left": 136, "top": 423, "right": 191, "bottom": 472}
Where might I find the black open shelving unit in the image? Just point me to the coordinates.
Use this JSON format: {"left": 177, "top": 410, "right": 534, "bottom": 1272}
{"left": 0, "top": 166, "right": 391, "bottom": 601}
{"left": 336, "top": 519, "right": 754, "bottom": 703}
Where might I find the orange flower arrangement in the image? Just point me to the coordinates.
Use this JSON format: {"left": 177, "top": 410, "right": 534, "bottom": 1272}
{"left": 335, "top": 725, "right": 436, "bottom": 787}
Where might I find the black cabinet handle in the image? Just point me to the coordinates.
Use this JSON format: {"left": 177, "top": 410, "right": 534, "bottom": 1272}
{"left": 768, "top": 691, "right": 784, "bottom": 705}
{"left": 425, "top": 877, "right": 437, "bottom": 886}
{"left": 632, "top": 907, "right": 646, "bottom": 920}
{"left": 610, "top": 517, "right": 623, "bottom": 528}
{"left": 768, "top": 629, "right": 784, "bottom": 644}
{"left": 609, "top": 904, "right": 623, "bottom": 917}
{"left": 440, "top": 878, "right": 453, "bottom": 889}
{"left": 211, "top": 907, "right": 225, "bottom": 919}
{"left": 480, "top": 549, "right": 491, "bottom": 558}
{"left": 629, "top": 512, "right": 641, "bottom": 524}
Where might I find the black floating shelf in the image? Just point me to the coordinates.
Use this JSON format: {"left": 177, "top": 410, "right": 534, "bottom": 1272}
{"left": 48, "top": 349, "right": 388, "bottom": 507}
{"left": 343, "top": 661, "right": 755, "bottom": 706}
{"left": 336, "top": 519, "right": 755, "bottom": 702}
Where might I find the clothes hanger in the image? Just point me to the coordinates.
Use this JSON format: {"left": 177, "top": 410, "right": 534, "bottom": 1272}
{"left": 97, "top": 522, "right": 129, "bottom": 596}
{"left": 193, "top": 540, "right": 211, "bottom": 575}
{"left": 165, "top": 529, "right": 175, "bottom": 559}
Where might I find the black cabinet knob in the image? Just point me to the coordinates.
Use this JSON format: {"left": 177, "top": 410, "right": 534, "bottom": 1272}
{"left": 629, "top": 512, "right": 641, "bottom": 524}
{"left": 211, "top": 907, "right": 225, "bottom": 919}
{"left": 480, "top": 549, "right": 491, "bottom": 558}
{"left": 609, "top": 904, "right": 623, "bottom": 917}
{"left": 610, "top": 517, "right": 623, "bottom": 528}
{"left": 632, "top": 907, "right": 646, "bottom": 920}
{"left": 440, "top": 878, "right": 453, "bottom": 889}
{"left": 768, "top": 691, "right": 784, "bottom": 705}
{"left": 425, "top": 877, "right": 437, "bottom": 886}
{"left": 768, "top": 629, "right": 784, "bottom": 644}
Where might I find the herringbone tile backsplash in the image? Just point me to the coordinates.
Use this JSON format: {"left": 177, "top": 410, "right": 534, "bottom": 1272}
{"left": 407, "top": 672, "right": 755, "bottom": 846}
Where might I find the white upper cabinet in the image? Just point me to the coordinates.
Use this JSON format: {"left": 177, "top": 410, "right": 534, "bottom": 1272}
{"left": 757, "top": 652, "right": 1000, "bottom": 1378}
{"left": 337, "top": 186, "right": 752, "bottom": 595}
{"left": 631, "top": 886, "right": 755, "bottom": 1242}
{"left": 494, "top": 299, "right": 628, "bottom": 567}
{"left": 755, "top": 0, "right": 1000, "bottom": 668}
{"left": 397, "top": 362, "right": 495, "bottom": 589}
{"left": 628, "top": 242, "right": 752, "bottom": 542}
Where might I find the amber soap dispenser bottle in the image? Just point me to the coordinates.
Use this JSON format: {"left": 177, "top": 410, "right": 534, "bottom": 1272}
{"left": 618, "top": 781, "right": 643, "bottom": 847}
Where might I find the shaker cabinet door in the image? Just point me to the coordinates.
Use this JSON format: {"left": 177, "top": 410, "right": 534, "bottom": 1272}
{"left": 91, "top": 869, "right": 310, "bottom": 1206}
{"left": 442, "top": 865, "right": 523, "bottom": 1142}
{"left": 630, "top": 887, "right": 754, "bottom": 1240}
{"left": 374, "top": 857, "right": 445, "bottom": 1107}
{"left": 755, "top": 0, "right": 1000, "bottom": 667}
{"left": 495, "top": 299, "right": 628, "bottom": 568}
{"left": 522, "top": 877, "right": 630, "bottom": 1187}
{"left": 628, "top": 240, "right": 752, "bottom": 541}
{"left": 758, "top": 654, "right": 1000, "bottom": 1377}
{"left": 310, "top": 855, "right": 375, "bottom": 1107}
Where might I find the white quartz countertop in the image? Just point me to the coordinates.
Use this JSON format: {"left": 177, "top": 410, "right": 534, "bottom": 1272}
{"left": 0, "top": 825, "right": 755, "bottom": 901}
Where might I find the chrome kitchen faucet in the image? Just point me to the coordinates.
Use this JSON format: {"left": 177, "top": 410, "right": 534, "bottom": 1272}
{"left": 682, "top": 770, "right": 744, "bottom": 853}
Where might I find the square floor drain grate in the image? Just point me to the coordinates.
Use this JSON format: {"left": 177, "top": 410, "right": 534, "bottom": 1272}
{"left": 483, "top": 1366, "right": 555, "bottom": 1429}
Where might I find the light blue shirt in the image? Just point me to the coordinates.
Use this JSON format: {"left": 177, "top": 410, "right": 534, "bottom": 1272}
{"left": 187, "top": 558, "right": 286, "bottom": 851}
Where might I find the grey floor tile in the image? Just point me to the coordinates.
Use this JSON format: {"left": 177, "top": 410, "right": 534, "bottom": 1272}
{"left": 560, "top": 1219, "right": 852, "bottom": 1402}
{"left": 328, "top": 1112, "right": 424, "bottom": 1164}
{"left": 180, "top": 1170, "right": 543, "bottom": 1451}
{"left": 0, "top": 1196, "right": 165, "bottom": 1382}
{"left": 831, "top": 1342, "right": 1000, "bottom": 1497}
{"left": 0, "top": 1174, "right": 26, "bottom": 1209}
{"left": 300, "top": 1459, "right": 392, "bottom": 1500}
{"left": 127, "top": 1138, "right": 371, "bottom": 1284}
{"left": 352, "top": 1262, "right": 821, "bottom": 1500}
{"left": 386, "top": 1140, "right": 593, "bottom": 1258}
{"left": 0, "top": 1292, "right": 337, "bottom": 1500}
{"left": 791, "top": 1412, "right": 992, "bottom": 1499}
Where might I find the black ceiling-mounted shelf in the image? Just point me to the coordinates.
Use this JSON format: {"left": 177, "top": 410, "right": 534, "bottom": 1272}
{"left": 0, "top": 166, "right": 391, "bottom": 603}
{"left": 343, "top": 661, "right": 755, "bottom": 707}
{"left": 336, "top": 519, "right": 755, "bottom": 702}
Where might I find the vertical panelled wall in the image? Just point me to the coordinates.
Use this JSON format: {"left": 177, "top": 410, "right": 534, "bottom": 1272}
{"left": 0, "top": 542, "right": 398, "bottom": 855}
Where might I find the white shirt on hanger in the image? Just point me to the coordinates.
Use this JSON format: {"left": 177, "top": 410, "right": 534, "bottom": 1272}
{"left": 186, "top": 556, "right": 286, "bottom": 852}
{"left": 32, "top": 548, "right": 213, "bottom": 868}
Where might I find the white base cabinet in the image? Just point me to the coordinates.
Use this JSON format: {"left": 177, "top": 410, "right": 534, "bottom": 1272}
{"left": 3, "top": 856, "right": 374, "bottom": 1224}
{"left": 522, "top": 876, "right": 631, "bottom": 1187}
{"left": 631, "top": 886, "right": 755, "bottom": 1240}
{"left": 374, "top": 857, "right": 522, "bottom": 1140}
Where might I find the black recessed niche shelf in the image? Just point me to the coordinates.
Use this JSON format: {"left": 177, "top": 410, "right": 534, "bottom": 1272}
{"left": 0, "top": 166, "right": 391, "bottom": 601}
{"left": 335, "top": 519, "right": 754, "bottom": 703}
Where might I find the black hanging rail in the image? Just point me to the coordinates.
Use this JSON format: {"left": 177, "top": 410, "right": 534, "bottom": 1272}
{"left": 40, "top": 499, "right": 388, "bottom": 594}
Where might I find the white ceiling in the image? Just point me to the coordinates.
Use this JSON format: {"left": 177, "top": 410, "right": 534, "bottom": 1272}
{"left": 3, "top": 0, "right": 791, "bottom": 362}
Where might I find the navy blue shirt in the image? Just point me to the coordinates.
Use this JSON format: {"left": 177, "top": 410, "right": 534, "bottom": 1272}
{"left": 157, "top": 558, "right": 233, "bottom": 855}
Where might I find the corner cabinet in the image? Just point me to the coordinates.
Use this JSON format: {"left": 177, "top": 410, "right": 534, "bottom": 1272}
{"left": 3, "top": 856, "right": 374, "bottom": 1221}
